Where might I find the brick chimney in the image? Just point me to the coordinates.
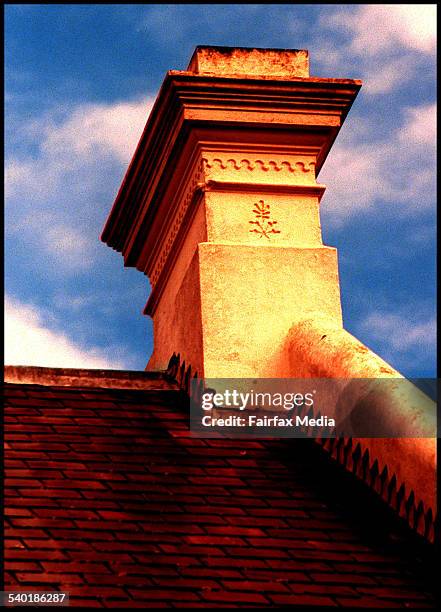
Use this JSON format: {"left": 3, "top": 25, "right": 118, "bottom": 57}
{"left": 102, "top": 46, "right": 361, "bottom": 378}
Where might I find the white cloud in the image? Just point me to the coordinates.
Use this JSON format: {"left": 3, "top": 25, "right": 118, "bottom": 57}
{"left": 316, "top": 5, "right": 436, "bottom": 94}
{"left": 320, "top": 103, "right": 436, "bottom": 224}
{"left": 4, "top": 295, "right": 128, "bottom": 369}
{"left": 327, "top": 4, "right": 436, "bottom": 56}
{"left": 359, "top": 54, "right": 418, "bottom": 95}
{"left": 398, "top": 104, "right": 437, "bottom": 146}
{"left": 355, "top": 309, "right": 437, "bottom": 375}
{"left": 313, "top": 45, "right": 417, "bottom": 97}
{"left": 5, "top": 96, "right": 154, "bottom": 271}
{"left": 39, "top": 99, "right": 152, "bottom": 163}
{"left": 360, "top": 311, "right": 436, "bottom": 353}
{"left": 6, "top": 97, "right": 153, "bottom": 198}
{"left": 42, "top": 224, "right": 96, "bottom": 269}
{"left": 4, "top": 159, "right": 37, "bottom": 197}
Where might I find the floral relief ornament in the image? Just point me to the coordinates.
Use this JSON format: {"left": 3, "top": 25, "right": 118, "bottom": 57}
{"left": 249, "top": 200, "right": 281, "bottom": 239}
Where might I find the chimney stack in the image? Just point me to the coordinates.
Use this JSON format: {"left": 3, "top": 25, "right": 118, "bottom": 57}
{"left": 102, "top": 46, "right": 361, "bottom": 377}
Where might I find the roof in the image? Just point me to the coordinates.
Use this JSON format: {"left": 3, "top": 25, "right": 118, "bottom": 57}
{"left": 4, "top": 367, "right": 436, "bottom": 608}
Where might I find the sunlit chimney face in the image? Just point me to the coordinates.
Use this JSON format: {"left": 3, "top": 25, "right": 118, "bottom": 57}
{"left": 102, "top": 46, "right": 361, "bottom": 378}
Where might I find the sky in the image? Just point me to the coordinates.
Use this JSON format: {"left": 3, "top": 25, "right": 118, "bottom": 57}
{"left": 4, "top": 4, "right": 436, "bottom": 377}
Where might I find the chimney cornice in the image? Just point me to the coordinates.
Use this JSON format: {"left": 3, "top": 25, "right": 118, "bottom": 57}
{"left": 101, "top": 71, "right": 361, "bottom": 264}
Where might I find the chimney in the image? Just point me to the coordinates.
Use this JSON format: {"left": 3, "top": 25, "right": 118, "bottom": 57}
{"left": 102, "top": 46, "right": 361, "bottom": 378}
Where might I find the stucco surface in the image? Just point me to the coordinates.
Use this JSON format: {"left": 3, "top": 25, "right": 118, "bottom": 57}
{"left": 275, "top": 319, "right": 436, "bottom": 540}
{"left": 187, "top": 46, "right": 310, "bottom": 78}
{"left": 199, "top": 244, "right": 342, "bottom": 378}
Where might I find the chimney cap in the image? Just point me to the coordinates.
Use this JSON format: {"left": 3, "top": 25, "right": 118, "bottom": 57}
{"left": 187, "top": 45, "right": 309, "bottom": 78}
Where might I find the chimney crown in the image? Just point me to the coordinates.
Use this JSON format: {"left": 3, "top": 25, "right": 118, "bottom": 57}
{"left": 187, "top": 45, "right": 309, "bottom": 78}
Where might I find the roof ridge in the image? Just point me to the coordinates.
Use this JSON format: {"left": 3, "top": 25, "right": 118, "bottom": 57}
{"left": 4, "top": 365, "right": 179, "bottom": 390}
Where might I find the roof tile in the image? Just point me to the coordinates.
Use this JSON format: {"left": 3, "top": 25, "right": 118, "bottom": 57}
{"left": 3, "top": 381, "right": 435, "bottom": 608}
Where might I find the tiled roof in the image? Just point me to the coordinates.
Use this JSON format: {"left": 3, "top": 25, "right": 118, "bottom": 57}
{"left": 4, "top": 374, "right": 436, "bottom": 608}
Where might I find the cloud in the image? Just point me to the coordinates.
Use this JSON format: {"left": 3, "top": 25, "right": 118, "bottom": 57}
{"left": 327, "top": 4, "right": 436, "bottom": 56}
{"left": 4, "top": 295, "right": 129, "bottom": 369}
{"left": 359, "top": 54, "right": 419, "bottom": 96}
{"left": 39, "top": 99, "right": 152, "bottom": 164}
{"left": 6, "top": 97, "right": 153, "bottom": 198}
{"left": 354, "top": 307, "right": 436, "bottom": 375}
{"left": 320, "top": 103, "right": 436, "bottom": 224}
{"left": 398, "top": 104, "right": 437, "bottom": 147}
{"left": 361, "top": 312, "right": 436, "bottom": 353}
{"left": 5, "top": 96, "right": 154, "bottom": 271}
{"left": 315, "top": 5, "right": 436, "bottom": 94}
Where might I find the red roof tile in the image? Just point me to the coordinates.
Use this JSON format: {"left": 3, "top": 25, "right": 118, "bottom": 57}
{"left": 3, "top": 376, "right": 436, "bottom": 608}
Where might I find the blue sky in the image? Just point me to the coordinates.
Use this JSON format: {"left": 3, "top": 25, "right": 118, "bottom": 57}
{"left": 5, "top": 4, "right": 436, "bottom": 376}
